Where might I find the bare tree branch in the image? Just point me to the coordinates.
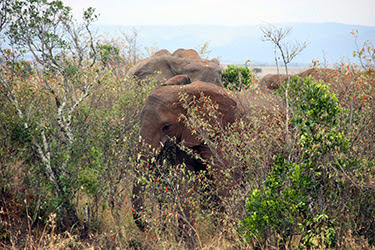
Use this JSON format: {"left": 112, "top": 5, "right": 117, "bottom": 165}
{"left": 261, "top": 24, "right": 308, "bottom": 146}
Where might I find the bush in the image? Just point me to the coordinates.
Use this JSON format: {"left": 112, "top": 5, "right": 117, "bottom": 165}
{"left": 222, "top": 64, "right": 256, "bottom": 90}
{"left": 0, "top": 0, "right": 155, "bottom": 243}
{"left": 241, "top": 75, "right": 375, "bottom": 248}
{"left": 97, "top": 43, "right": 122, "bottom": 66}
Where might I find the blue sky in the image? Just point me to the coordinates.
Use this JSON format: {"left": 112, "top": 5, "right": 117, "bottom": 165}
{"left": 65, "top": 0, "right": 375, "bottom": 26}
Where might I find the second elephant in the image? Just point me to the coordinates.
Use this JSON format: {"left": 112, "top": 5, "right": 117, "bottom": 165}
{"left": 127, "top": 48, "right": 223, "bottom": 86}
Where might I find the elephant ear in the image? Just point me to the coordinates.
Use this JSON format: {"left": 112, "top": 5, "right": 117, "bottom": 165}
{"left": 133, "top": 56, "right": 175, "bottom": 82}
{"left": 162, "top": 75, "right": 191, "bottom": 86}
{"left": 180, "top": 81, "right": 237, "bottom": 147}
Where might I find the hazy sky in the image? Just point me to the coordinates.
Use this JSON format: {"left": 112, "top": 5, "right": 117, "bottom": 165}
{"left": 64, "top": 0, "right": 375, "bottom": 26}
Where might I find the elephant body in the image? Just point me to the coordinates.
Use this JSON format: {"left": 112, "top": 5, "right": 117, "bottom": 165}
{"left": 297, "top": 68, "right": 338, "bottom": 80}
{"left": 127, "top": 48, "right": 223, "bottom": 86}
{"left": 140, "top": 78, "right": 237, "bottom": 151}
{"left": 260, "top": 68, "right": 339, "bottom": 90}
{"left": 132, "top": 75, "right": 285, "bottom": 233}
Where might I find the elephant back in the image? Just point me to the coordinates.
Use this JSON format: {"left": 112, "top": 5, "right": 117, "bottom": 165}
{"left": 172, "top": 48, "right": 200, "bottom": 59}
{"left": 260, "top": 73, "right": 289, "bottom": 90}
{"left": 127, "top": 48, "right": 223, "bottom": 87}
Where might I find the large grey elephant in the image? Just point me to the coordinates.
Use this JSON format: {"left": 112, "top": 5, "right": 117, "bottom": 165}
{"left": 127, "top": 48, "right": 223, "bottom": 86}
{"left": 132, "top": 75, "right": 285, "bottom": 233}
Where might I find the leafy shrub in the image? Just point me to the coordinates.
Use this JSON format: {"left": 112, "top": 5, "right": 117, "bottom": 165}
{"left": 241, "top": 76, "right": 341, "bottom": 248}
{"left": 0, "top": 0, "right": 157, "bottom": 239}
{"left": 222, "top": 64, "right": 256, "bottom": 90}
{"left": 241, "top": 75, "right": 375, "bottom": 248}
{"left": 97, "top": 43, "right": 122, "bottom": 66}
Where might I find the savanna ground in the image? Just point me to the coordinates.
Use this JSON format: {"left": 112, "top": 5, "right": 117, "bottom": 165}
{"left": 1, "top": 1, "right": 375, "bottom": 249}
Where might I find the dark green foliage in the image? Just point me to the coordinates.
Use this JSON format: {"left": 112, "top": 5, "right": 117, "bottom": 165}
{"left": 289, "top": 76, "right": 341, "bottom": 124}
{"left": 222, "top": 64, "right": 255, "bottom": 90}
{"left": 242, "top": 156, "right": 309, "bottom": 240}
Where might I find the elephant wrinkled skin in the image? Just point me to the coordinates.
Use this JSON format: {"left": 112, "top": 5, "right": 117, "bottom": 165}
{"left": 127, "top": 48, "right": 223, "bottom": 86}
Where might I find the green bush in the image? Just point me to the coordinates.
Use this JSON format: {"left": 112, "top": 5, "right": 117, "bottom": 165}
{"left": 241, "top": 75, "right": 375, "bottom": 248}
{"left": 222, "top": 64, "right": 255, "bottom": 90}
{"left": 97, "top": 43, "right": 122, "bottom": 66}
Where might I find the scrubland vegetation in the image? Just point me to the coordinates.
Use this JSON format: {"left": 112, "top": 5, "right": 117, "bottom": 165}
{"left": 0, "top": 0, "right": 374, "bottom": 249}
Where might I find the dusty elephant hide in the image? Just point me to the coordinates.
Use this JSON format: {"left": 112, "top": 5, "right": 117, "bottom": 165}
{"left": 127, "top": 48, "right": 223, "bottom": 86}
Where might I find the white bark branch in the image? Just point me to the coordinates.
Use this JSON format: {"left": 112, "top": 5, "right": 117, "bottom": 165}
{"left": 1, "top": 77, "right": 61, "bottom": 193}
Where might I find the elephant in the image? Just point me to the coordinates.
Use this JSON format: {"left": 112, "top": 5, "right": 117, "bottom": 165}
{"left": 127, "top": 48, "right": 223, "bottom": 87}
{"left": 297, "top": 67, "right": 338, "bottom": 80}
{"left": 260, "top": 73, "right": 289, "bottom": 90}
{"left": 171, "top": 48, "right": 200, "bottom": 58}
{"left": 260, "top": 68, "right": 339, "bottom": 90}
{"left": 132, "top": 75, "right": 285, "bottom": 234}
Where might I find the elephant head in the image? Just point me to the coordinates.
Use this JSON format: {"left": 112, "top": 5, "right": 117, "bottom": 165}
{"left": 140, "top": 80, "right": 236, "bottom": 152}
{"left": 127, "top": 48, "right": 223, "bottom": 87}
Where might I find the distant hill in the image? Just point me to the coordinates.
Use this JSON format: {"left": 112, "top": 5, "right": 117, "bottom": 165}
{"left": 92, "top": 23, "right": 374, "bottom": 66}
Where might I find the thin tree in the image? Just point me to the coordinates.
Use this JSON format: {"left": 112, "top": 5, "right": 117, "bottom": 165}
{"left": 261, "top": 24, "right": 308, "bottom": 144}
{"left": 0, "top": 0, "right": 101, "bottom": 229}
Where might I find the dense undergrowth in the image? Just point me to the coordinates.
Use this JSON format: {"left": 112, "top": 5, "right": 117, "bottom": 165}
{"left": 1, "top": 0, "right": 375, "bottom": 249}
